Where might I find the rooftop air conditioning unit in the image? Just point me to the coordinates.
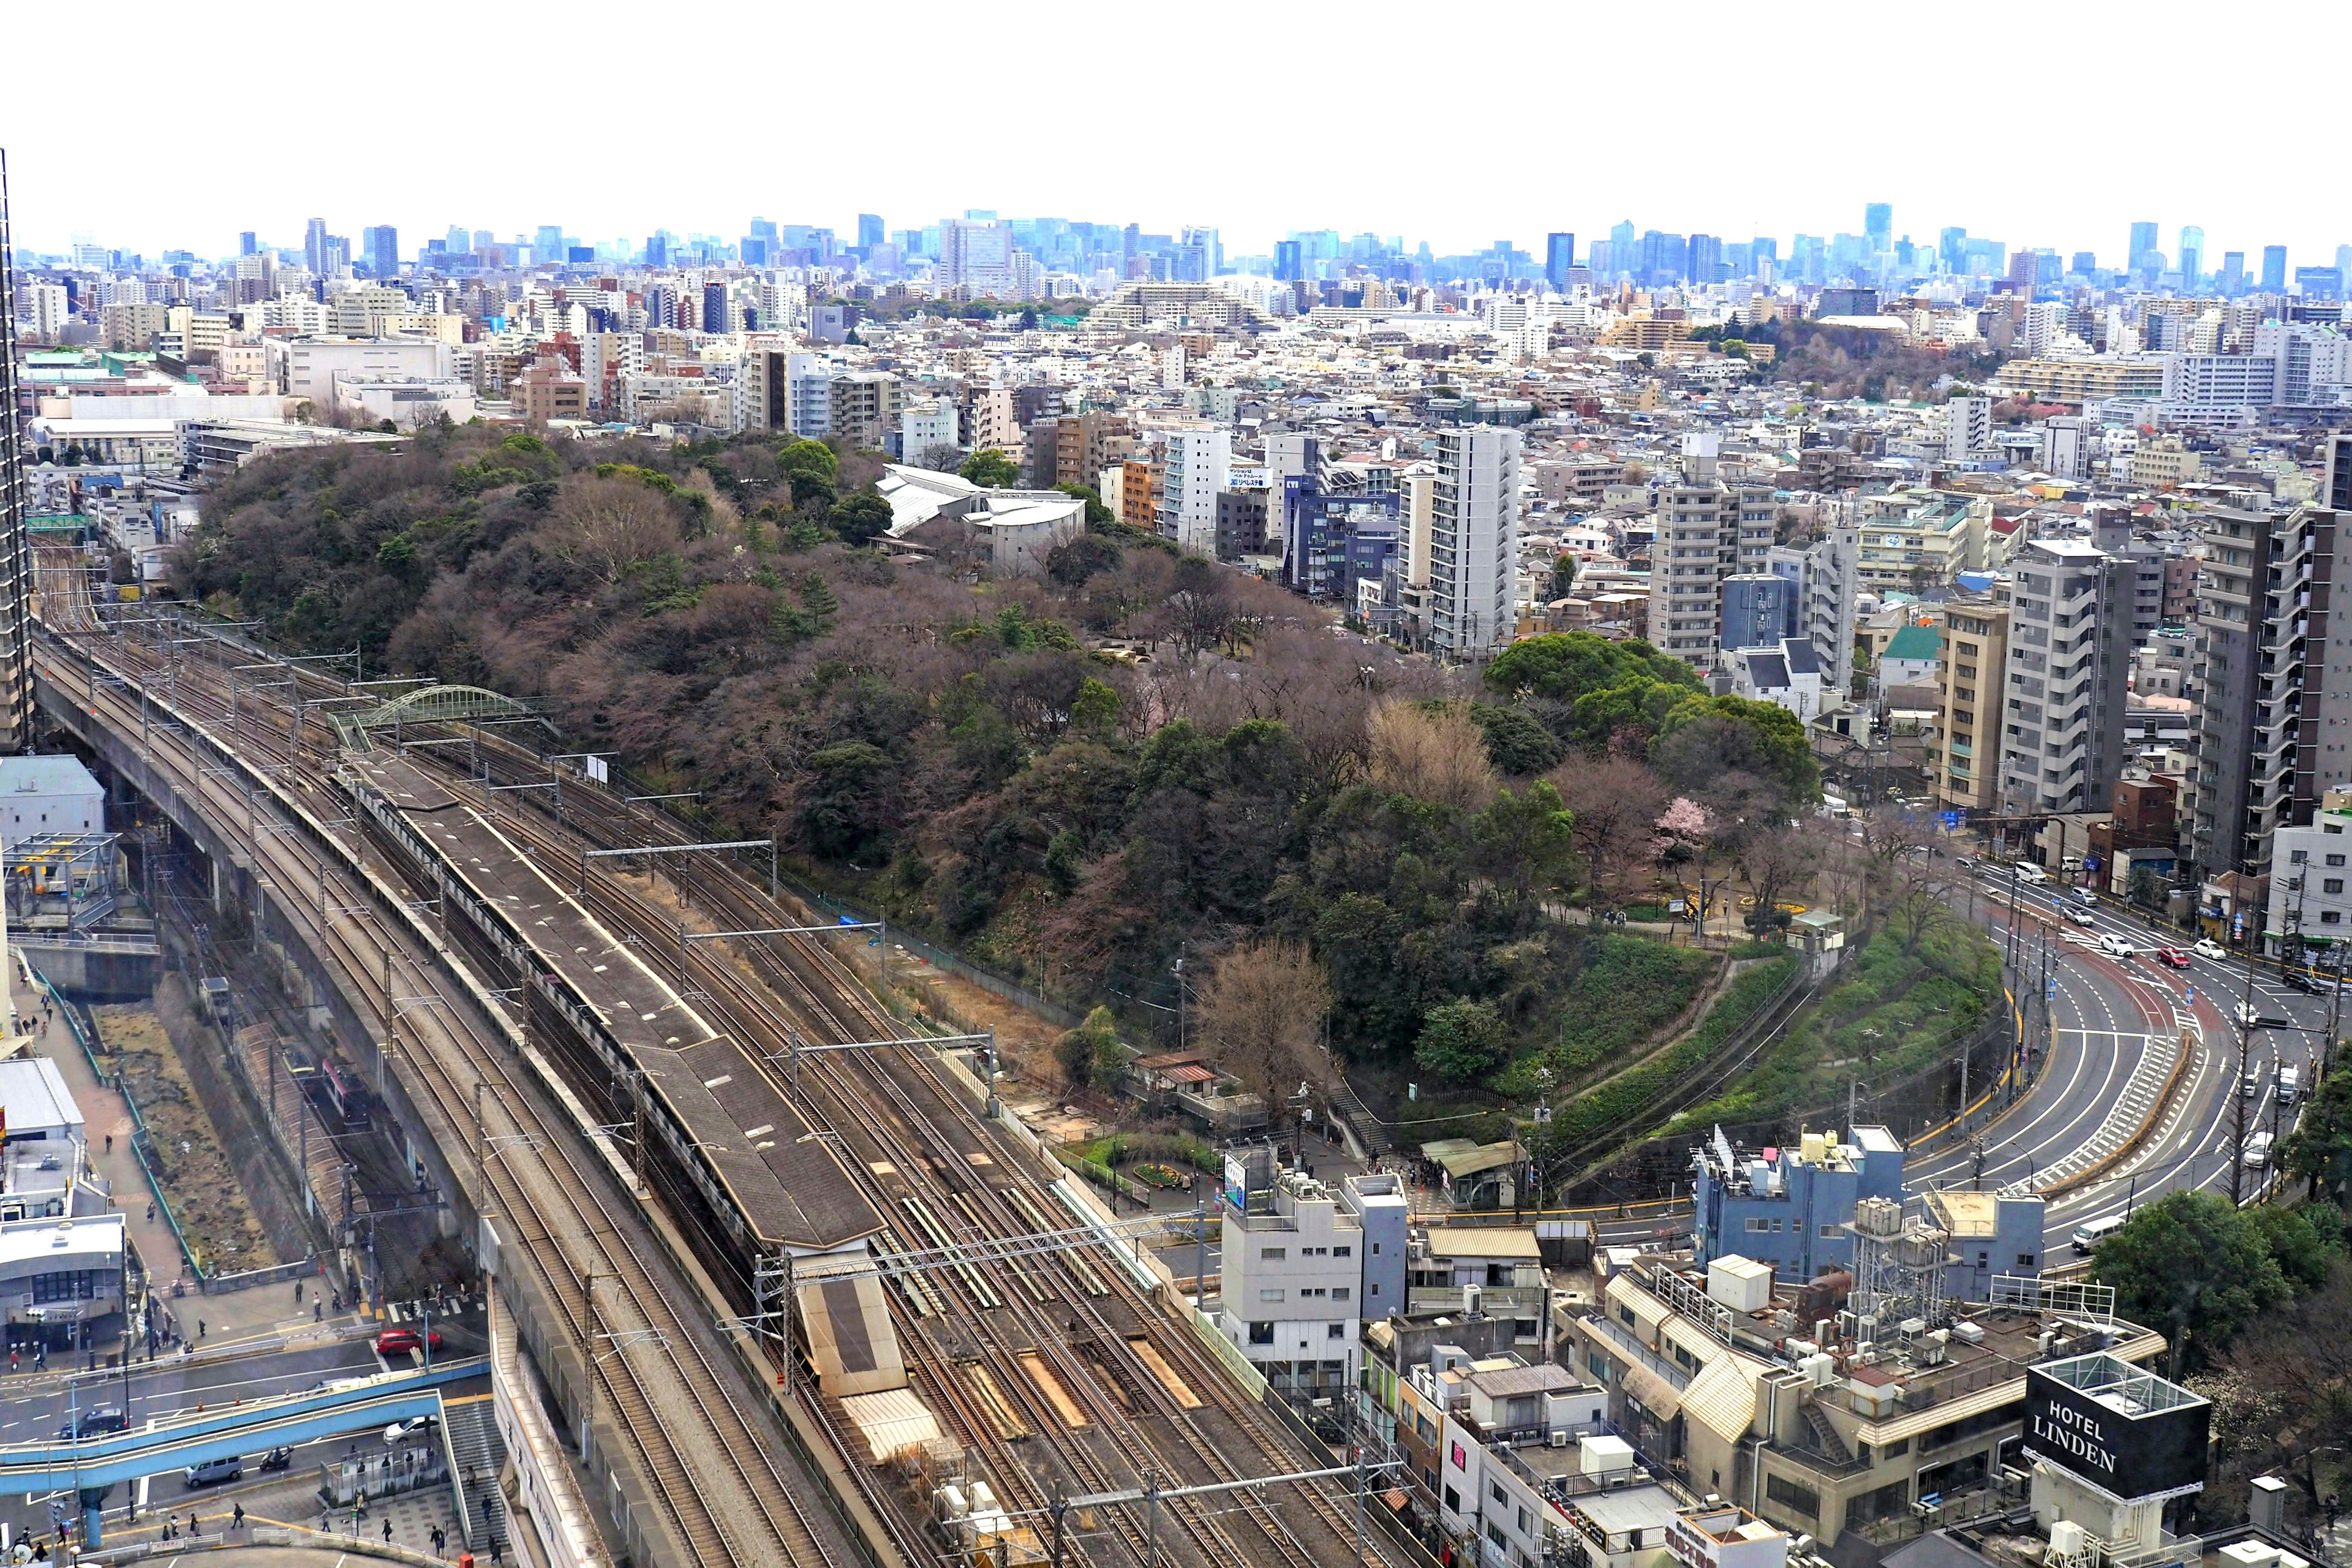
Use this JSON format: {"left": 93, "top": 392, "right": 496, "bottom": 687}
{"left": 1551, "top": 1431, "right": 1572, "bottom": 1449}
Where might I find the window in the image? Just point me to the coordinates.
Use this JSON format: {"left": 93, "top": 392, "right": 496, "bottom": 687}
{"left": 1618, "top": 1305, "right": 1637, "bottom": 1330}
{"left": 2329, "top": 880, "right": 2345, "bottom": 895}
{"left": 1248, "top": 1322, "right": 1275, "bottom": 1345}
{"left": 2324, "top": 911, "right": 2343, "bottom": 925}
{"left": 1766, "top": 1476, "right": 1821, "bottom": 1518}
{"left": 2018, "top": 1253, "right": 2037, "bottom": 1268}
{"left": 1329, "top": 1323, "right": 1346, "bottom": 1340}
{"left": 2329, "top": 854, "right": 2347, "bottom": 868}
{"left": 1745, "top": 1216, "right": 1767, "bottom": 1232}
{"left": 1370, "top": 1242, "right": 1380, "bottom": 1255}
{"left": 1333, "top": 1245, "right": 1351, "bottom": 1257}
{"left": 1820, "top": 1224, "right": 1841, "bottom": 1238}
{"left": 1444, "top": 1487, "right": 1460, "bottom": 1515}
{"left": 1259, "top": 1289, "right": 1285, "bottom": 1303}
{"left": 1261, "top": 1247, "right": 1287, "bottom": 1261}
{"left": 1489, "top": 1524, "right": 1509, "bottom": 1551}
{"left": 1333, "top": 1287, "right": 1351, "bottom": 1301}
{"left": 1491, "top": 1482, "right": 1509, "bottom": 1506}
{"left": 1587, "top": 1352, "right": 1610, "bottom": 1382}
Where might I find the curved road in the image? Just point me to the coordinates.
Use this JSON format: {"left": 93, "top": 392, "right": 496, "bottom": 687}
{"left": 1585, "top": 873, "right": 2331, "bottom": 1256}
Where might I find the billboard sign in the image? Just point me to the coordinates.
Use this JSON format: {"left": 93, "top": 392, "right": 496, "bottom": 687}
{"left": 1224, "top": 1153, "right": 1248, "bottom": 1212}
{"left": 2024, "top": 1357, "right": 2209, "bottom": 1501}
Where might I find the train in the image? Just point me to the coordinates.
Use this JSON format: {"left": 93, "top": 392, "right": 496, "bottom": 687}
{"left": 314, "top": 1057, "right": 373, "bottom": 1129}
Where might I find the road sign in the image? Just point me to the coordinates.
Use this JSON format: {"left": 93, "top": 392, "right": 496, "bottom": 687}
{"left": 1940, "top": 810, "right": 1964, "bottom": 830}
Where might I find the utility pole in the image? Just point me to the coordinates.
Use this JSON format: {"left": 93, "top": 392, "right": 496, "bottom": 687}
{"left": 581, "top": 1270, "right": 612, "bottom": 1463}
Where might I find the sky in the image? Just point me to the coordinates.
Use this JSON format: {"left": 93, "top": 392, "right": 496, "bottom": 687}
{"left": 8, "top": 1, "right": 2351, "bottom": 270}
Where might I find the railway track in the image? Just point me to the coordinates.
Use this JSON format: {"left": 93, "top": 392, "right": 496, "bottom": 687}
{"left": 31, "top": 619, "right": 865, "bottom": 1568}
{"left": 43, "top": 603, "right": 1408, "bottom": 1568}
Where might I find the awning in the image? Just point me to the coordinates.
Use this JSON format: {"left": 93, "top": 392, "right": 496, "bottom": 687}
{"left": 1680, "top": 1354, "right": 1759, "bottom": 1444}
{"left": 1623, "top": 1362, "right": 1683, "bottom": 1421}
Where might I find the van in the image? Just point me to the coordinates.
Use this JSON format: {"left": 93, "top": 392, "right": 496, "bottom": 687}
{"left": 2278, "top": 1065, "right": 2301, "bottom": 1106}
{"left": 2071, "top": 1213, "right": 2128, "bottom": 1253}
{"left": 184, "top": 1455, "right": 243, "bottom": 1487}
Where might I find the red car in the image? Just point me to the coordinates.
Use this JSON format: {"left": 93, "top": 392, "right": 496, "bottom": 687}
{"left": 373, "top": 1327, "right": 445, "bottom": 1356}
{"left": 2154, "top": 947, "right": 2192, "bottom": 970}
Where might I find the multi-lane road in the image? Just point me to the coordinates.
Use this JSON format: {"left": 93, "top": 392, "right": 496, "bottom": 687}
{"left": 1917, "top": 869, "right": 2330, "bottom": 1255}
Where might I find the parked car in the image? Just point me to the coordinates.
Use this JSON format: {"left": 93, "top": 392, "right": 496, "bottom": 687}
{"left": 184, "top": 1456, "right": 243, "bottom": 1488}
{"left": 384, "top": 1415, "right": 441, "bottom": 1445}
{"left": 2154, "top": 947, "right": 2192, "bottom": 970}
{"left": 58, "top": 1407, "right": 128, "bottom": 1441}
{"left": 373, "top": 1327, "right": 445, "bottom": 1357}
{"left": 2194, "top": 939, "right": 2229, "bottom": 961}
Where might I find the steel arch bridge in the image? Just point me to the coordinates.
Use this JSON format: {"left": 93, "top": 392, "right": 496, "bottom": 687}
{"left": 330, "top": 683, "right": 557, "bottom": 750}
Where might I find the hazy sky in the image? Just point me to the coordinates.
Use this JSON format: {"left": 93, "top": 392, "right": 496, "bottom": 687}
{"left": 9, "top": 1, "right": 2350, "bottom": 269}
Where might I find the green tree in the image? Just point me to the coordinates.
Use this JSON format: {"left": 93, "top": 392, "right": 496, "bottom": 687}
{"left": 1483, "top": 631, "right": 1697, "bottom": 707}
{"left": 2249, "top": 1204, "right": 2342, "bottom": 1295}
{"left": 1054, "top": 1006, "right": 1125, "bottom": 1088}
{"left": 1415, "top": 998, "right": 1512, "bottom": 1084}
{"left": 1549, "top": 553, "right": 1578, "bottom": 601}
{"left": 1651, "top": 695, "right": 1822, "bottom": 804}
{"left": 1471, "top": 782, "right": 1577, "bottom": 914}
{"left": 1069, "top": 677, "right": 1120, "bottom": 734}
{"left": 961, "top": 448, "right": 1020, "bottom": 488}
{"left": 2283, "top": 1068, "right": 2352, "bottom": 1205}
{"left": 777, "top": 439, "right": 838, "bottom": 508}
{"left": 1053, "top": 481, "right": 1117, "bottom": 526}
{"left": 1465, "top": 702, "right": 1566, "bottom": 776}
{"left": 2092, "top": 1190, "right": 2292, "bottom": 1374}
{"left": 828, "top": 491, "right": 894, "bottom": 546}
{"left": 799, "top": 741, "right": 897, "bottom": 859}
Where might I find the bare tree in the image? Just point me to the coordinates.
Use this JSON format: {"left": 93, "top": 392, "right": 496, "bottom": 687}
{"left": 1192, "top": 938, "right": 1334, "bottom": 1115}
{"left": 1368, "top": 701, "right": 1498, "bottom": 812}
{"left": 1737, "top": 826, "right": 1824, "bottom": 938}
{"left": 1550, "top": 752, "right": 1667, "bottom": 910}
{"left": 545, "top": 476, "right": 681, "bottom": 584}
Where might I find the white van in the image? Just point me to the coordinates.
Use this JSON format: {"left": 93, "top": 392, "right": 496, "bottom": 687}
{"left": 2071, "top": 1213, "right": 2128, "bottom": 1253}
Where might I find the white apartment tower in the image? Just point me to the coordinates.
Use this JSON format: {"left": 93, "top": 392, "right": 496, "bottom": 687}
{"left": 1156, "top": 424, "right": 1229, "bottom": 556}
{"left": 1945, "top": 396, "right": 1992, "bottom": 461}
{"left": 1431, "top": 424, "right": 1521, "bottom": 662}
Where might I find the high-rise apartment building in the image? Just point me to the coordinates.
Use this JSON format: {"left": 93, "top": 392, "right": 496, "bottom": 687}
{"left": 1929, "top": 598, "right": 2010, "bottom": 815}
{"left": 1429, "top": 424, "right": 1521, "bottom": 662}
{"left": 1945, "top": 396, "right": 1991, "bottom": 460}
{"left": 2187, "top": 505, "right": 2350, "bottom": 883}
{"left": 0, "top": 153, "right": 31, "bottom": 750}
{"left": 1156, "top": 424, "right": 1229, "bottom": 557}
{"left": 1646, "top": 434, "right": 1776, "bottom": 665}
{"left": 1999, "top": 539, "right": 2132, "bottom": 815}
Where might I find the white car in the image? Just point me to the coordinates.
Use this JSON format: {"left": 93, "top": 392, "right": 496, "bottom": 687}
{"left": 2097, "top": 934, "right": 2135, "bottom": 959}
{"left": 2193, "top": 938, "right": 2228, "bottom": 962}
{"left": 2012, "top": 864, "right": 2051, "bottom": 885}
{"left": 2065, "top": 907, "right": 2097, "bottom": 928}
{"left": 383, "top": 1415, "right": 440, "bottom": 1446}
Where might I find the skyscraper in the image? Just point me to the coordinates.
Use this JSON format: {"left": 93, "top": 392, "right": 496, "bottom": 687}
{"left": 2128, "top": 221, "right": 2158, "bottom": 274}
{"left": 238, "top": 231, "right": 258, "bottom": 257}
{"left": 361, "top": 225, "right": 399, "bottom": 278}
{"left": 857, "top": 214, "right": 884, "bottom": 251}
{"left": 533, "top": 225, "right": 565, "bottom": 265}
{"left": 1864, "top": 202, "right": 1892, "bottom": 251}
{"left": 1273, "top": 240, "right": 1304, "bottom": 282}
{"left": 1430, "top": 424, "right": 1520, "bottom": 663}
{"left": 1545, "top": 233, "right": 1575, "bottom": 292}
{"left": 2177, "top": 225, "right": 2203, "bottom": 288}
{"left": 304, "top": 216, "right": 330, "bottom": 276}
{"left": 2262, "top": 246, "right": 2288, "bottom": 292}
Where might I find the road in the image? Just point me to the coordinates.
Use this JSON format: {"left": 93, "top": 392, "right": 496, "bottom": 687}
{"left": 1577, "top": 868, "right": 2333, "bottom": 1257}
{"left": 1918, "top": 869, "right": 2328, "bottom": 1254}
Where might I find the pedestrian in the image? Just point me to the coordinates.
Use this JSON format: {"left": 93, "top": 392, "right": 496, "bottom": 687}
{"left": 198, "top": 1319, "right": 205, "bottom": 1339}
{"left": 104, "top": 1134, "right": 111, "bottom": 1155}
{"left": 233, "top": 1502, "right": 243, "bottom": 1529}
{"left": 145, "top": 1202, "right": 154, "bottom": 1222}
{"left": 385, "top": 1517, "right": 394, "bottom": 1544}
{"left": 295, "top": 1280, "right": 303, "bottom": 1304}
{"left": 315, "top": 1301, "right": 322, "bottom": 1322}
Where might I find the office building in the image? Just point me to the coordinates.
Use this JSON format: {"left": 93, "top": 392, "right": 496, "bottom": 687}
{"left": 2000, "top": 539, "right": 2132, "bottom": 815}
{"left": 1214, "top": 1158, "right": 1407, "bottom": 1396}
{"left": 1646, "top": 434, "right": 1776, "bottom": 665}
{"left": 1719, "top": 574, "right": 1798, "bottom": 652}
{"left": 361, "top": 225, "right": 398, "bottom": 278}
{"left": 2261, "top": 245, "right": 2288, "bottom": 293}
{"left": 938, "top": 218, "right": 1014, "bottom": 295}
{"left": 1545, "top": 232, "right": 1575, "bottom": 292}
{"left": 1929, "top": 599, "right": 2011, "bottom": 815}
{"left": 2128, "top": 221, "right": 2160, "bottom": 276}
{"left": 1864, "top": 202, "right": 1892, "bottom": 251}
{"left": 857, "top": 214, "right": 884, "bottom": 251}
{"left": 304, "top": 216, "right": 331, "bottom": 276}
{"left": 2177, "top": 225, "right": 2203, "bottom": 288}
{"left": 1430, "top": 424, "right": 1521, "bottom": 662}
{"left": 1156, "top": 424, "right": 1229, "bottom": 556}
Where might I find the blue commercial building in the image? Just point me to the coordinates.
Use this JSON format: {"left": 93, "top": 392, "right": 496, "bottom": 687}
{"left": 1281, "top": 466, "right": 1400, "bottom": 605}
{"left": 1720, "top": 573, "right": 1800, "bottom": 653}
{"left": 1692, "top": 1126, "right": 2045, "bottom": 1298}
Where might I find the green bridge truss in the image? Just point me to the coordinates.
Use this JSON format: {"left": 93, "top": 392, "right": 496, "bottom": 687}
{"left": 328, "top": 684, "right": 557, "bottom": 750}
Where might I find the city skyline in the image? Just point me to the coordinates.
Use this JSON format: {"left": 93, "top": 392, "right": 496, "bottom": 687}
{"left": 7, "top": 0, "right": 2352, "bottom": 258}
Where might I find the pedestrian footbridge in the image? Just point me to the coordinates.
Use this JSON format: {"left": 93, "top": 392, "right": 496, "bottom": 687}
{"left": 0, "top": 1357, "right": 484, "bottom": 1490}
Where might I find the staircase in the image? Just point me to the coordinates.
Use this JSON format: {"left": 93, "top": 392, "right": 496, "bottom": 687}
{"left": 1330, "top": 1074, "right": 1391, "bottom": 1158}
{"left": 442, "top": 1395, "right": 512, "bottom": 1559}
{"left": 1801, "top": 1395, "right": 1853, "bottom": 1466}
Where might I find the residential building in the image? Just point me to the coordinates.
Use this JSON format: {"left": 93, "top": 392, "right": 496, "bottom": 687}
{"left": 827, "top": 371, "right": 900, "bottom": 450}
{"left": 2000, "top": 539, "right": 2133, "bottom": 815}
{"left": 1215, "top": 488, "right": 1268, "bottom": 561}
{"left": 2267, "top": 788, "right": 2352, "bottom": 957}
{"left": 1216, "top": 1159, "right": 1389, "bottom": 1395}
{"left": 1945, "top": 396, "right": 1991, "bottom": 461}
{"left": 1156, "top": 424, "right": 1229, "bottom": 556}
{"left": 1727, "top": 638, "right": 1828, "bottom": 723}
{"left": 898, "top": 397, "right": 958, "bottom": 462}
{"left": 1431, "top": 424, "right": 1521, "bottom": 662}
{"left": 2188, "top": 505, "right": 2348, "bottom": 885}
{"left": 1997, "top": 358, "right": 2167, "bottom": 403}
{"left": 1929, "top": 600, "right": 2011, "bottom": 815}
{"left": 1877, "top": 620, "right": 1942, "bottom": 689}
{"left": 1646, "top": 434, "right": 1775, "bottom": 665}
{"left": 510, "top": 350, "right": 587, "bottom": 425}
